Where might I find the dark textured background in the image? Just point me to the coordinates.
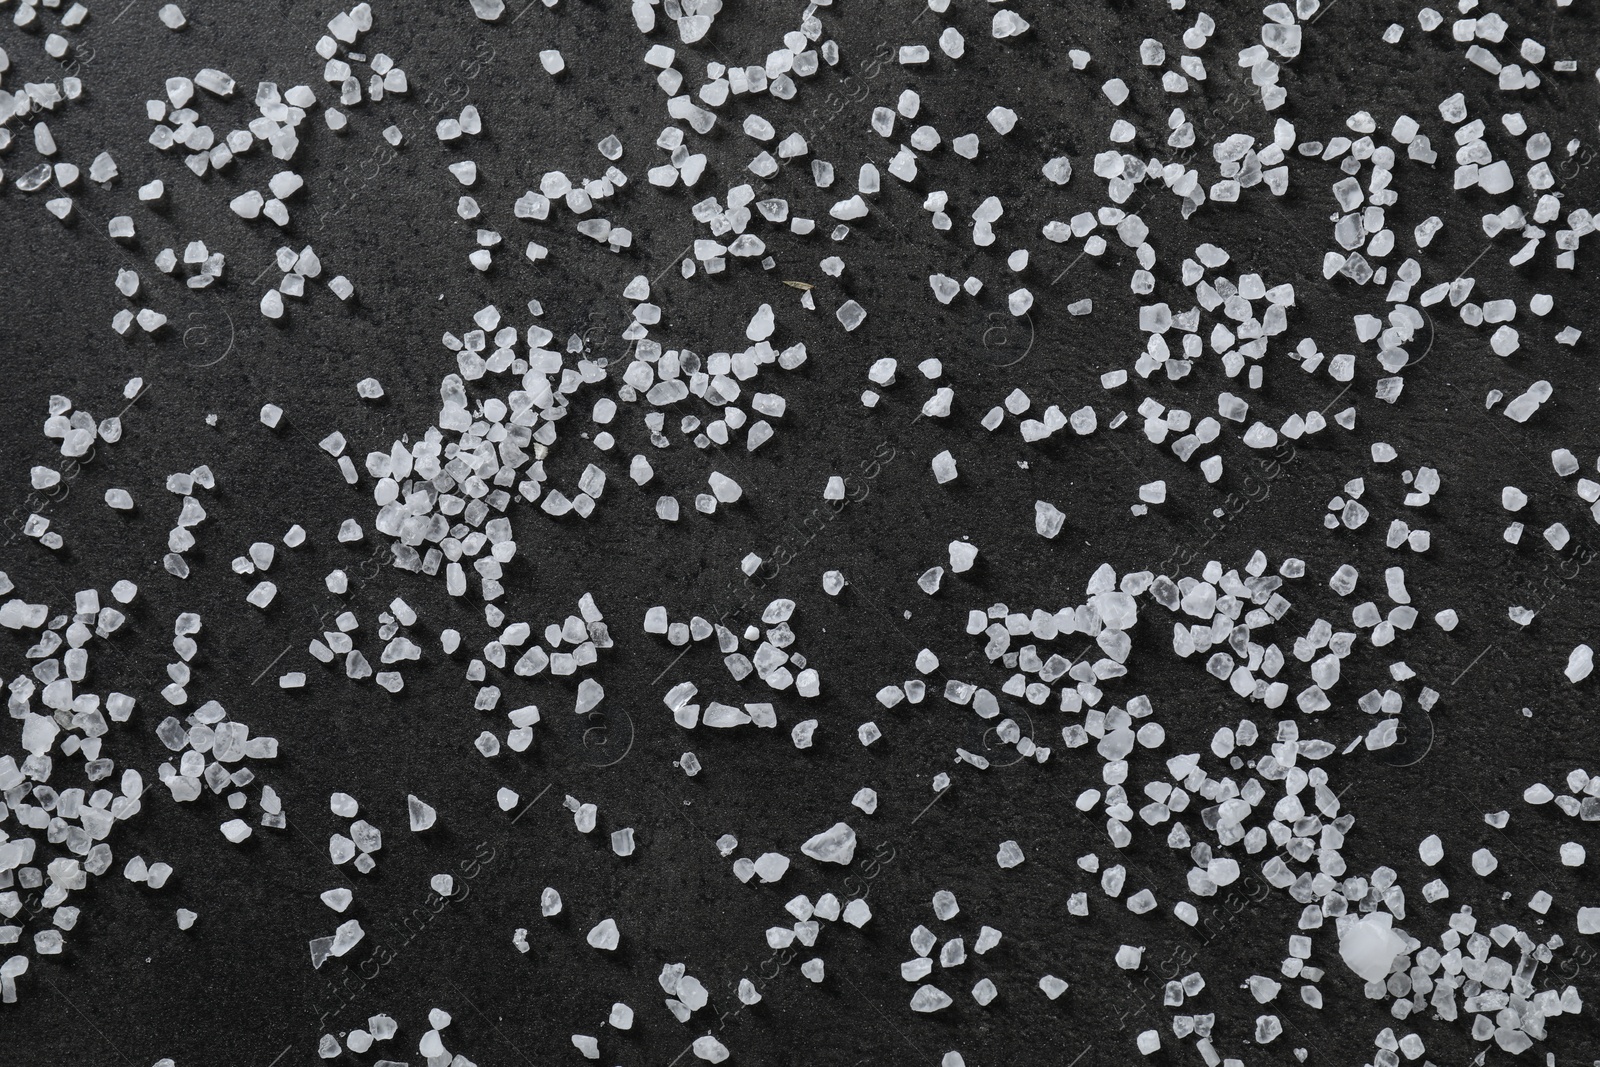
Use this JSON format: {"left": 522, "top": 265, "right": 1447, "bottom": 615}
{"left": 4, "top": 1, "right": 1600, "bottom": 1064}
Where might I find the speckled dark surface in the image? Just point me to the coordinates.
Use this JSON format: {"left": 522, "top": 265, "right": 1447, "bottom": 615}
{"left": 4, "top": 2, "right": 1600, "bottom": 1065}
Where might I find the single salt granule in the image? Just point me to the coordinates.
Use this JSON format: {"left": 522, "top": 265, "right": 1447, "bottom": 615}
{"left": 1419, "top": 834, "right": 1444, "bottom": 864}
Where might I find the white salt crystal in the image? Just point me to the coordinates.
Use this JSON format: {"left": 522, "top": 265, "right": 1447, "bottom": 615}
{"left": 755, "top": 853, "right": 791, "bottom": 882}
{"left": 802, "top": 823, "right": 857, "bottom": 864}
{"left": 586, "top": 918, "right": 619, "bottom": 950}
{"left": 1419, "top": 834, "right": 1443, "bottom": 864}
{"left": 1338, "top": 912, "right": 1403, "bottom": 981}
{"left": 1567, "top": 645, "right": 1594, "bottom": 683}
{"left": 408, "top": 795, "right": 437, "bottom": 831}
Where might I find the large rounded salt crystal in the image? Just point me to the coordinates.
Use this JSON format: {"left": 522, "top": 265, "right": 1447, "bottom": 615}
{"left": 1339, "top": 912, "right": 1404, "bottom": 982}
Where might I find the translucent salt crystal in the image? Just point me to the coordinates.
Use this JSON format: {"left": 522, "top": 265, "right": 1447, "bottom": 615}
{"left": 1039, "top": 975, "right": 1069, "bottom": 999}
{"left": 534, "top": 886, "right": 562, "bottom": 917}
{"left": 755, "top": 853, "right": 791, "bottom": 882}
{"left": 329, "top": 918, "right": 364, "bottom": 957}
{"left": 407, "top": 795, "right": 436, "bottom": 831}
{"left": 684, "top": 1035, "right": 728, "bottom": 1063}
{"left": 1031, "top": 500, "right": 1068, "bottom": 538}
{"left": 1419, "top": 834, "right": 1443, "bottom": 864}
{"left": 1567, "top": 645, "right": 1594, "bottom": 683}
{"left": 911, "top": 985, "right": 953, "bottom": 1012}
{"left": 932, "top": 451, "right": 958, "bottom": 483}
{"left": 996, "top": 841, "right": 1025, "bottom": 868}
{"left": 1137, "top": 480, "right": 1168, "bottom": 505}
{"left": 1504, "top": 380, "right": 1551, "bottom": 422}
{"left": 802, "top": 822, "right": 857, "bottom": 864}
{"left": 586, "top": 918, "right": 619, "bottom": 950}
{"left": 1472, "top": 848, "right": 1498, "bottom": 875}
{"left": 837, "top": 300, "right": 866, "bottom": 330}
{"left": 576, "top": 678, "right": 605, "bottom": 714}
{"left": 745, "top": 303, "right": 776, "bottom": 341}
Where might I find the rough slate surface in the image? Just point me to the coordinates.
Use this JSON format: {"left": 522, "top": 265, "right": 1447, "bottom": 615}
{"left": 3, "top": 1, "right": 1600, "bottom": 1066}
